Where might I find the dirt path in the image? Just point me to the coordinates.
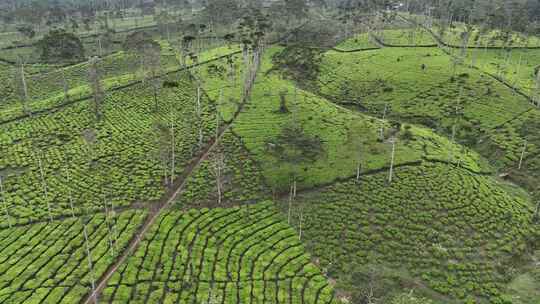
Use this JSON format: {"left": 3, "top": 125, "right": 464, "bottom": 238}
{"left": 81, "top": 49, "right": 259, "bottom": 304}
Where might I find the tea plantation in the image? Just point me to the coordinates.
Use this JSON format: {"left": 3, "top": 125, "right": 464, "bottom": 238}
{"left": 283, "top": 162, "right": 538, "bottom": 303}
{"left": 1, "top": 3, "right": 540, "bottom": 304}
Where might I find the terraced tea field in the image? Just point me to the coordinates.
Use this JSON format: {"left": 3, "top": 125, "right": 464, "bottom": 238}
{"left": 314, "top": 45, "right": 540, "bottom": 190}
{"left": 102, "top": 202, "right": 334, "bottom": 304}
{"left": 0, "top": 72, "right": 219, "bottom": 224}
{"left": 285, "top": 162, "right": 537, "bottom": 303}
{"left": 1, "top": 6, "right": 540, "bottom": 304}
{"left": 0, "top": 210, "right": 147, "bottom": 303}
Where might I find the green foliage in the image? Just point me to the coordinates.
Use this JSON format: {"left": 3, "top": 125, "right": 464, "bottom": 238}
{"left": 267, "top": 122, "right": 324, "bottom": 163}
{"left": 0, "top": 74, "right": 217, "bottom": 224}
{"left": 286, "top": 162, "right": 538, "bottom": 303}
{"left": 0, "top": 210, "right": 147, "bottom": 303}
{"left": 101, "top": 202, "right": 334, "bottom": 303}
{"left": 176, "top": 131, "right": 270, "bottom": 208}
{"left": 122, "top": 31, "right": 159, "bottom": 54}
{"left": 36, "top": 29, "right": 85, "bottom": 63}
{"left": 316, "top": 46, "right": 540, "bottom": 189}
{"left": 390, "top": 292, "right": 434, "bottom": 304}
{"left": 272, "top": 45, "right": 323, "bottom": 81}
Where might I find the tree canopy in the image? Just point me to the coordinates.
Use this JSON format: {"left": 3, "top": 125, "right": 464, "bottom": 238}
{"left": 36, "top": 29, "right": 85, "bottom": 63}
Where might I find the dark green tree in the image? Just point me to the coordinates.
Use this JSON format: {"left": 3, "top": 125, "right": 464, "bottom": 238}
{"left": 37, "top": 29, "right": 85, "bottom": 63}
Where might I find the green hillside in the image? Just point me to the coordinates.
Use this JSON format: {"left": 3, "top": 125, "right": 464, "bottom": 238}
{"left": 0, "top": 2, "right": 539, "bottom": 304}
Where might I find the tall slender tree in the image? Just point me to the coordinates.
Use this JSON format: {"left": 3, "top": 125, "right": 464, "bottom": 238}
{"left": 36, "top": 150, "right": 53, "bottom": 222}
{"left": 0, "top": 176, "right": 11, "bottom": 228}
{"left": 388, "top": 137, "right": 397, "bottom": 183}
{"left": 15, "top": 55, "right": 30, "bottom": 115}
{"left": 88, "top": 56, "right": 104, "bottom": 121}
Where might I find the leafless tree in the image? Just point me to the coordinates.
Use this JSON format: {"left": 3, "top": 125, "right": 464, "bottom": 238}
{"left": 379, "top": 103, "right": 388, "bottom": 141}
{"left": 152, "top": 121, "right": 172, "bottom": 186}
{"left": 15, "top": 55, "right": 30, "bottom": 115}
{"left": 536, "top": 70, "right": 540, "bottom": 107}
{"left": 0, "top": 176, "right": 11, "bottom": 228}
{"left": 356, "top": 149, "right": 362, "bottom": 183}
{"left": 388, "top": 137, "right": 397, "bottom": 183}
{"left": 533, "top": 200, "right": 540, "bottom": 223}
{"left": 64, "top": 168, "right": 76, "bottom": 219}
{"left": 61, "top": 68, "right": 69, "bottom": 101}
{"left": 532, "top": 190, "right": 540, "bottom": 223}
{"left": 142, "top": 43, "right": 162, "bottom": 112}
{"left": 287, "top": 181, "right": 294, "bottom": 224}
{"left": 210, "top": 150, "right": 226, "bottom": 205}
{"left": 82, "top": 215, "right": 98, "bottom": 304}
{"left": 88, "top": 56, "right": 104, "bottom": 121}
{"left": 298, "top": 206, "right": 303, "bottom": 240}
{"left": 518, "top": 140, "right": 527, "bottom": 170}
{"left": 169, "top": 118, "right": 176, "bottom": 184}
{"left": 35, "top": 151, "right": 53, "bottom": 222}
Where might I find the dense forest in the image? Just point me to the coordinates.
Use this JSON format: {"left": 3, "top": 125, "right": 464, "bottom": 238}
{"left": 0, "top": 0, "right": 539, "bottom": 303}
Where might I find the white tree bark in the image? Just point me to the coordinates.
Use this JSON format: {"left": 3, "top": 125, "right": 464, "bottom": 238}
{"left": 61, "top": 68, "right": 69, "bottom": 101}
{"left": 37, "top": 152, "right": 53, "bottom": 222}
{"left": 287, "top": 183, "right": 293, "bottom": 224}
{"left": 293, "top": 179, "right": 297, "bottom": 199}
{"left": 388, "top": 138, "right": 396, "bottom": 183}
{"left": 518, "top": 140, "right": 527, "bottom": 170}
{"left": 103, "top": 198, "right": 115, "bottom": 257}
{"left": 0, "top": 176, "right": 11, "bottom": 228}
{"left": 18, "top": 59, "right": 30, "bottom": 114}
{"left": 211, "top": 152, "right": 225, "bottom": 205}
{"left": 356, "top": 160, "right": 361, "bottom": 182}
{"left": 83, "top": 219, "right": 98, "bottom": 304}
{"left": 170, "top": 119, "right": 176, "bottom": 184}
{"left": 536, "top": 70, "right": 540, "bottom": 107}
{"left": 379, "top": 103, "right": 388, "bottom": 140}
{"left": 298, "top": 208, "right": 303, "bottom": 241}
{"left": 65, "top": 169, "right": 76, "bottom": 219}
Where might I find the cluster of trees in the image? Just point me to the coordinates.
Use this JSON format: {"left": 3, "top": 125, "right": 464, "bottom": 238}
{"left": 400, "top": 0, "right": 540, "bottom": 35}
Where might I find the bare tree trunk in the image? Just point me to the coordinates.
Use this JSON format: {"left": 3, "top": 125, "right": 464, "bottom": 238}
{"left": 103, "top": 198, "right": 115, "bottom": 257}
{"left": 153, "top": 84, "right": 159, "bottom": 112}
{"left": 216, "top": 163, "right": 222, "bottom": 205}
{"left": 379, "top": 103, "right": 387, "bottom": 140}
{"left": 0, "top": 176, "right": 11, "bottom": 228}
{"left": 65, "top": 169, "right": 76, "bottom": 219}
{"left": 88, "top": 57, "right": 104, "bottom": 121}
{"left": 292, "top": 179, "right": 297, "bottom": 198}
{"left": 298, "top": 208, "right": 303, "bottom": 241}
{"left": 536, "top": 71, "right": 540, "bottom": 107}
{"left": 18, "top": 59, "right": 30, "bottom": 114}
{"left": 211, "top": 151, "right": 225, "bottom": 205}
{"left": 534, "top": 201, "right": 540, "bottom": 222}
{"left": 109, "top": 198, "right": 118, "bottom": 248}
{"left": 37, "top": 152, "right": 53, "bottom": 222}
{"left": 196, "top": 85, "right": 203, "bottom": 147}
{"left": 356, "top": 160, "right": 361, "bottom": 182}
{"left": 62, "top": 68, "right": 69, "bottom": 101}
{"left": 170, "top": 120, "right": 175, "bottom": 184}
{"left": 388, "top": 138, "right": 396, "bottom": 183}
{"left": 287, "top": 183, "right": 293, "bottom": 224}
{"left": 83, "top": 218, "right": 98, "bottom": 304}
{"left": 518, "top": 140, "right": 527, "bottom": 170}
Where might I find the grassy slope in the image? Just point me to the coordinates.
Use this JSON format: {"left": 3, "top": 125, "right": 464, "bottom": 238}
{"left": 0, "top": 72, "right": 217, "bottom": 224}
{"left": 462, "top": 48, "right": 540, "bottom": 97}
{"left": 0, "top": 42, "right": 240, "bottom": 123}
{"left": 316, "top": 46, "right": 540, "bottom": 189}
{"left": 282, "top": 162, "right": 539, "bottom": 304}
{"left": 102, "top": 202, "right": 336, "bottom": 304}
{"left": 0, "top": 210, "right": 147, "bottom": 303}
{"left": 198, "top": 47, "right": 488, "bottom": 193}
